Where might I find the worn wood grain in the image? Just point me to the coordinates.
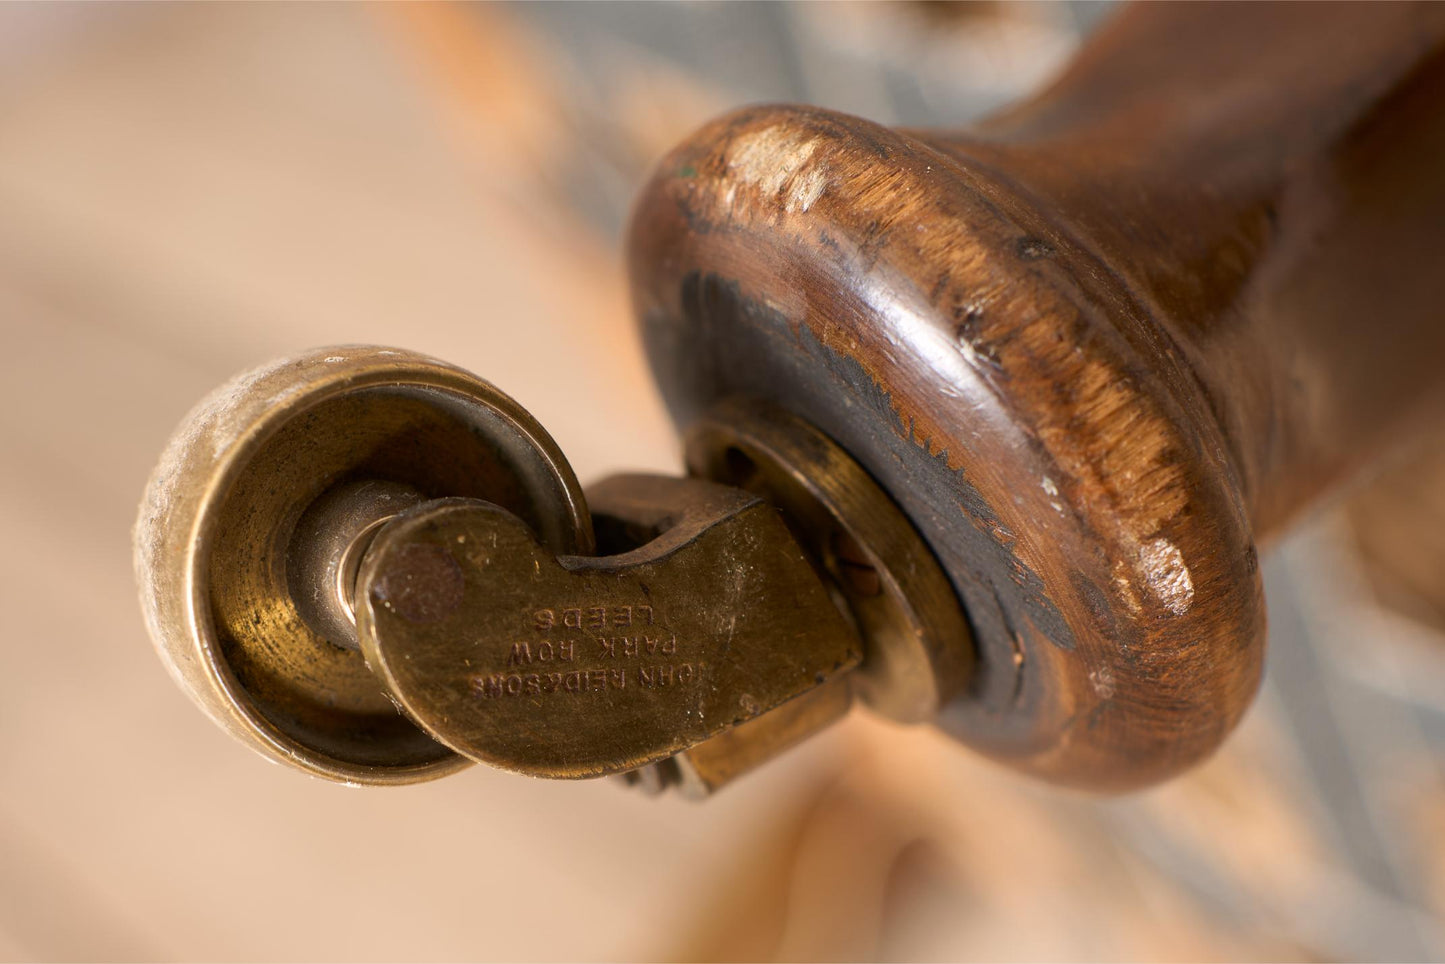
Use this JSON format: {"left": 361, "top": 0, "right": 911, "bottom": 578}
{"left": 628, "top": 3, "right": 1445, "bottom": 788}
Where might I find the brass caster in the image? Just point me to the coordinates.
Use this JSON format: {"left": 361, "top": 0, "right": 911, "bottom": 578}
{"left": 137, "top": 346, "right": 972, "bottom": 793}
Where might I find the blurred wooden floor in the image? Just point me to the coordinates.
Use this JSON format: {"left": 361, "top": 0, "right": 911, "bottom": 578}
{"left": 2, "top": 4, "right": 1443, "bottom": 961}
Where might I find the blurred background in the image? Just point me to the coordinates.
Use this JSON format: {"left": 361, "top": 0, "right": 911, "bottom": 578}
{"left": 3, "top": 2, "right": 1445, "bottom": 960}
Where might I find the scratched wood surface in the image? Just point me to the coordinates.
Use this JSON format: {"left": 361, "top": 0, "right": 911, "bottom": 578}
{"left": 1, "top": 4, "right": 1443, "bottom": 961}
{"left": 629, "top": 2, "right": 1445, "bottom": 795}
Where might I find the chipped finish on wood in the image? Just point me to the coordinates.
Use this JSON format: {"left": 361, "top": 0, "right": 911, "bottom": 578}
{"left": 627, "top": 3, "right": 1445, "bottom": 789}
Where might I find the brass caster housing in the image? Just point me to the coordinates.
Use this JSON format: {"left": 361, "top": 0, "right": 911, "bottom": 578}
{"left": 136, "top": 346, "right": 974, "bottom": 793}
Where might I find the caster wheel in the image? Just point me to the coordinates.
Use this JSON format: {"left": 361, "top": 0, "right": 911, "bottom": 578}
{"left": 135, "top": 346, "right": 593, "bottom": 784}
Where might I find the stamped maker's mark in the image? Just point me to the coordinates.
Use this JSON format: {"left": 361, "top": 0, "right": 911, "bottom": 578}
{"left": 469, "top": 601, "right": 700, "bottom": 703}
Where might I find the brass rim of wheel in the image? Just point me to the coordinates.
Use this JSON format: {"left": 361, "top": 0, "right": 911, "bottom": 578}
{"left": 135, "top": 346, "right": 593, "bottom": 785}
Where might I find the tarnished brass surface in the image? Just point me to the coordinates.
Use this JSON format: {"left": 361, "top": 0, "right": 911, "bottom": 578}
{"left": 355, "top": 478, "right": 862, "bottom": 778}
{"left": 134, "top": 346, "right": 593, "bottom": 784}
{"left": 670, "top": 677, "right": 854, "bottom": 798}
{"left": 137, "top": 346, "right": 974, "bottom": 792}
{"left": 685, "top": 400, "right": 973, "bottom": 723}
{"left": 617, "top": 403, "right": 974, "bottom": 795}
{"left": 288, "top": 479, "right": 427, "bottom": 653}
